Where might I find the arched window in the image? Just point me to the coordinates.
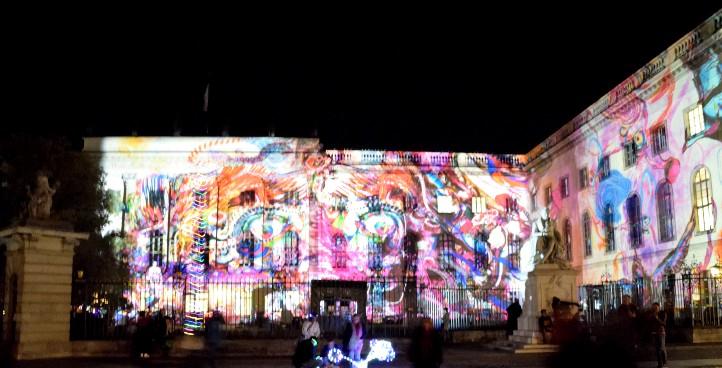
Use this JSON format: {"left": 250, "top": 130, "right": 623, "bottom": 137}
{"left": 564, "top": 219, "right": 572, "bottom": 260}
{"left": 627, "top": 194, "right": 642, "bottom": 248}
{"left": 693, "top": 167, "right": 714, "bottom": 232}
{"left": 657, "top": 181, "right": 675, "bottom": 241}
{"left": 605, "top": 203, "right": 615, "bottom": 252}
{"left": 240, "top": 231, "right": 255, "bottom": 267}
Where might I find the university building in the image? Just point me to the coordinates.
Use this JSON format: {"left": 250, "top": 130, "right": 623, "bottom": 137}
{"left": 83, "top": 11, "right": 721, "bottom": 331}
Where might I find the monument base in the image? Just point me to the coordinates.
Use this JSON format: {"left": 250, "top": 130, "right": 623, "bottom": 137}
{"left": 510, "top": 263, "right": 579, "bottom": 351}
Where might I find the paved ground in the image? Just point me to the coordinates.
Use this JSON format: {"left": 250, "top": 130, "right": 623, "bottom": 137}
{"left": 6, "top": 343, "right": 722, "bottom": 368}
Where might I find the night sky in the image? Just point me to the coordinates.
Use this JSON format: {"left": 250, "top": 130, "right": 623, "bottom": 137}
{"left": 7, "top": 5, "right": 721, "bottom": 153}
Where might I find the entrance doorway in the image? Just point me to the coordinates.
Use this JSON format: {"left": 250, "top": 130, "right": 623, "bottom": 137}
{"left": 311, "top": 280, "right": 367, "bottom": 336}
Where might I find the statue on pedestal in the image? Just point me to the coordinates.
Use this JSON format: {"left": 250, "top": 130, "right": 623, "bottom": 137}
{"left": 533, "top": 208, "right": 569, "bottom": 269}
{"left": 26, "top": 172, "right": 59, "bottom": 220}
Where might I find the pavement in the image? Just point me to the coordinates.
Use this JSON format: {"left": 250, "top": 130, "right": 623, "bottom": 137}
{"left": 5, "top": 342, "right": 722, "bottom": 368}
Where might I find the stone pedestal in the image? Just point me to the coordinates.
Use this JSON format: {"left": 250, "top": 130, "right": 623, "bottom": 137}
{"left": 510, "top": 263, "right": 579, "bottom": 347}
{"left": 0, "top": 226, "right": 88, "bottom": 360}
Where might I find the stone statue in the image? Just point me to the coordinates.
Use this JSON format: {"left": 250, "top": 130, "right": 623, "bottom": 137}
{"left": 533, "top": 209, "right": 569, "bottom": 268}
{"left": 26, "top": 173, "right": 58, "bottom": 220}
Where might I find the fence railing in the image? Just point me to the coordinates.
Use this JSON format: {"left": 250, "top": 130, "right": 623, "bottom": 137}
{"left": 578, "top": 274, "right": 722, "bottom": 328}
{"left": 70, "top": 277, "right": 520, "bottom": 340}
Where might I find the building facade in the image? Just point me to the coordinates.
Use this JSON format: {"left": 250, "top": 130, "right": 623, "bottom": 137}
{"left": 85, "top": 11, "right": 721, "bottom": 328}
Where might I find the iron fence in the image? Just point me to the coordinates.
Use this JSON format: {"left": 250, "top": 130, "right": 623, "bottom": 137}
{"left": 70, "top": 277, "right": 519, "bottom": 340}
{"left": 578, "top": 273, "right": 722, "bottom": 328}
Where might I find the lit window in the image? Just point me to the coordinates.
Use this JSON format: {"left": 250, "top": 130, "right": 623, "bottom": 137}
{"left": 471, "top": 196, "right": 486, "bottom": 214}
{"left": 437, "top": 195, "right": 455, "bottom": 214}
{"left": 693, "top": 167, "right": 714, "bottom": 232}
{"left": 403, "top": 234, "right": 418, "bottom": 274}
{"left": 686, "top": 104, "right": 706, "bottom": 139}
{"left": 474, "top": 231, "right": 488, "bottom": 270}
{"left": 651, "top": 124, "right": 668, "bottom": 155}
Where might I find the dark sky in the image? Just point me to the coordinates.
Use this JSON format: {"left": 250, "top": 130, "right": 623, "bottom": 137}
{"left": 7, "top": 5, "right": 721, "bottom": 153}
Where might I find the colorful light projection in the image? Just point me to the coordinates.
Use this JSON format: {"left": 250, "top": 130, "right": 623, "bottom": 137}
{"left": 184, "top": 177, "right": 210, "bottom": 334}
{"left": 95, "top": 137, "right": 531, "bottom": 320}
{"left": 531, "top": 47, "right": 722, "bottom": 283}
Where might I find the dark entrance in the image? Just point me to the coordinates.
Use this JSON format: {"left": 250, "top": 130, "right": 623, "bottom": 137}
{"left": 311, "top": 280, "right": 367, "bottom": 336}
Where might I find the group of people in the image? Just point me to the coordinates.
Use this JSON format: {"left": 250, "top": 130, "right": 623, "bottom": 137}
{"left": 293, "top": 313, "right": 445, "bottom": 368}
{"left": 293, "top": 313, "right": 367, "bottom": 368}
{"left": 612, "top": 295, "right": 669, "bottom": 368}
{"left": 129, "top": 310, "right": 173, "bottom": 359}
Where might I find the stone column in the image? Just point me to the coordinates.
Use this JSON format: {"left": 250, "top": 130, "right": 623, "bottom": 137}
{"left": 0, "top": 226, "right": 88, "bottom": 360}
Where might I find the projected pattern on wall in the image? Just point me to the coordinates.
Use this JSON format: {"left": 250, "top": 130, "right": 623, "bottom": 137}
{"left": 97, "top": 137, "right": 531, "bottom": 324}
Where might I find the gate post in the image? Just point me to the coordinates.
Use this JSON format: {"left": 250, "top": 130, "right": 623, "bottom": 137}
{"left": 0, "top": 225, "right": 88, "bottom": 360}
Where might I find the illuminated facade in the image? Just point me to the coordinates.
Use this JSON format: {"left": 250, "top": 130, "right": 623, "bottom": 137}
{"left": 84, "top": 11, "right": 721, "bottom": 326}
{"left": 527, "top": 13, "right": 722, "bottom": 284}
{"left": 85, "top": 137, "right": 531, "bottom": 322}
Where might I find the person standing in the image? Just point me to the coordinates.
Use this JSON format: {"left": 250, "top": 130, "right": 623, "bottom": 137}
{"left": 408, "top": 317, "right": 443, "bottom": 368}
{"left": 650, "top": 303, "right": 668, "bottom": 368}
{"left": 506, "top": 298, "right": 522, "bottom": 337}
{"left": 538, "top": 309, "right": 553, "bottom": 344}
{"left": 301, "top": 313, "right": 321, "bottom": 341}
{"left": 343, "top": 314, "right": 365, "bottom": 362}
{"left": 206, "top": 310, "right": 225, "bottom": 368}
{"left": 442, "top": 307, "right": 450, "bottom": 343}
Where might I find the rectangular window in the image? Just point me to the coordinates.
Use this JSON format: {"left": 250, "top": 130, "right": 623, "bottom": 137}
{"left": 471, "top": 196, "right": 486, "bottom": 214}
{"left": 439, "top": 232, "right": 454, "bottom": 271}
{"left": 651, "top": 124, "right": 668, "bottom": 155}
{"left": 686, "top": 104, "right": 705, "bottom": 139}
{"left": 624, "top": 141, "right": 637, "bottom": 167}
{"left": 545, "top": 185, "right": 553, "bottom": 206}
{"left": 579, "top": 168, "right": 588, "bottom": 189}
{"left": 605, "top": 204, "right": 615, "bottom": 252}
{"left": 583, "top": 213, "right": 592, "bottom": 257}
{"left": 600, "top": 156, "right": 611, "bottom": 180}
{"left": 560, "top": 176, "right": 570, "bottom": 198}
{"left": 368, "top": 234, "right": 383, "bottom": 271}
{"left": 240, "top": 190, "right": 256, "bottom": 206}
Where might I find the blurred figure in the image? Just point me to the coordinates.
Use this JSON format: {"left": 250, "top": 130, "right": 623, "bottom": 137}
{"left": 134, "top": 311, "right": 153, "bottom": 359}
{"left": 506, "top": 298, "right": 522, "bottom": 337}
{"left": 442, "top": 307, "right": 450, "bottom": 343}
{"left": 205, "top": 310, "right": 225, "bottom": 368}
{"left": 408, "top": 317, "right": 443, "bottom": 368}
{"left": 538, "top": 309, "right": 553, "bottom": 344}
{"left": 649, "top": 303, "right": 668, "bottom": 368}
{"left": 320, "top": 332, "right": 341, "bottom": 368}
{"left": 302, "top": 313, "right": 321, "bottom": 341}
{"left": 342, "top": 314, "right": 365, "bottom": 362}
{"left": 617, "top": 295, "right": 638, "bottom": 353}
